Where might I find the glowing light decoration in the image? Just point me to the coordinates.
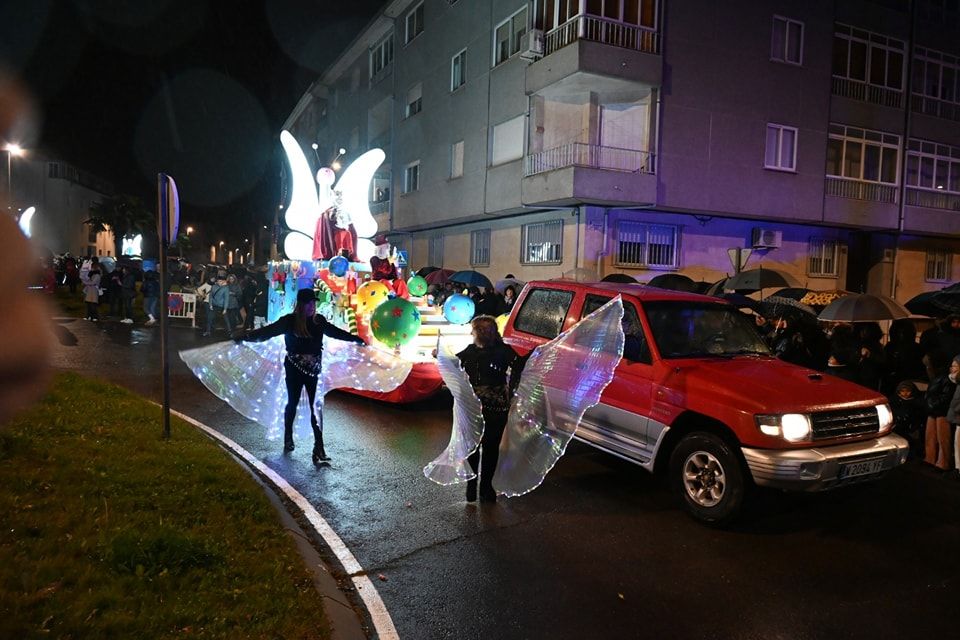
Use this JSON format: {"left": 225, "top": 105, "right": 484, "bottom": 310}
{"left": 122, "top": 234, "right": 143, "bottom": 256}
{"left": 279, "top": 130, "right": 385, "bottom": 262}
{"left": 17, "top": 206, "right": 35, "bottom": 238}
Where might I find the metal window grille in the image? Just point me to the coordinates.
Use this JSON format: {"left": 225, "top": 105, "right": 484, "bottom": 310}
{"left": 471, "top": 229, "right": 491, "bottom": 266}
{"left": 615, "top": 222, "right": 679, "bottom": 268}
{"left": 429, "top": 235, "right": 444, "bottom": 267}
{"left": 926, "top": 248, "right": 953, "bottom": 281}
{"left": 521, "top": 220, "right": 563, "bottom": 264}
{"left": 808, "top": 238, "right": 840, "bottom": 277}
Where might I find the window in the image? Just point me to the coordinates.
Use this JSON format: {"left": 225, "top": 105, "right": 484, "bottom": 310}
{"left": 405, "top": 83, "right": 422, "bottom": 118}
{"left": 470, "top": 229, "right": 490, "bottom": 266}
{"left": 513, "top": 288, "right": 575, "bottom": 339}
{"left": 369, "top": 34, "right": 394, "bottom": 80}
{"left": 494, "top": 7, "right": 528, "bottom": 65}
{"left": 832, "top": 24, "right": 904, "bottom": 90}
{"left": 825, "top": 124, "right": 900, "bottom": 184}
{"left": 429, "top": 234, "right": 444, "bottom": 267}
{"left": 771, "top": 16, "right": 803, "bottom": 65}
{"left": 451, "top": 48, "right": 467, "bottom": 91}
{"left": 764, "top": 124, "right": 797, "bottom": 171}
{"left": 808, "top": 238, "right": 840, "bottom": 277}
{"left": 521, "top": 220, "right": 563, "bottom": 264}
{"left": 913, "top": 46, "right": 960, "bottom": 106}
{"left": 906, "top": 139, "right": 960, "bottom": 193}
{"left": 450, "top": 140, "right": 464, "bottom": 178}
{"left": 403, "top": 162, "right": 420, "bottom": 193}
{"left": 405, "top": 2, "right": 424, "bottom": 44}
{"left": 582, "top": 295, "right": 649, "bottom": 363}
{"left": 926, "top": 248, "right": 953, "bottom": 282}
{"left": 574, "top": 0, "right": 657, "bottom": 29}
{"left": 491, "top": 115, "right": 525, "bottom": 165}
{"left": 615, "top": 222, "right": 679, "bottom": 269}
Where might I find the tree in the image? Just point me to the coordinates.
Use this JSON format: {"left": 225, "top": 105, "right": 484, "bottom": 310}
{"left": 86, "top": 195, "right": 155, "bottom": 258}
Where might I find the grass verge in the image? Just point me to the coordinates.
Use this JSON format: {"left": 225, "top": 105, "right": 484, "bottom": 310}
{"left": 0, "top": 372, "right": 330, "bottom": 639}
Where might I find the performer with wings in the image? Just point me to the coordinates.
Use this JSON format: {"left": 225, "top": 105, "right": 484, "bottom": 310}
{"left": 424, "top": 297, "right": 625, "bottom": 500}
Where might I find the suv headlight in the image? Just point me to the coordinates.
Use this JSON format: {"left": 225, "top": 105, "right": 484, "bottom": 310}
{"left": 755, "top": 413, "right": 813, "bottom": 442}
{"left": 876, "top": 403, "right": 893, "bottom": 433}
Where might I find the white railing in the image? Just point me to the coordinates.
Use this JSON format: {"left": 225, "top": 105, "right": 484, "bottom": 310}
{"left": 824, "top": 176, "right": 898, "bottom": 203}
{"left": 906, "top": 187, "right": 960, "bottom": 211}
{"left": 524, "top": 143, "right": 655, "bottom": 176}
{"left": 911, "top": 93, "right": 960, "bottom": 122}
{"left": 167, "top": 292, "right": 197, "bottom": 327}
{"left": 545, "top": 14, "right": 659, "bottom": 56}
{"left": 831, "top": 77, "right": 903, "bottom": 109}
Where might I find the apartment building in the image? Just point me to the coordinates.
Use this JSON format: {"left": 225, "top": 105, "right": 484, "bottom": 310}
{"left": 283, "top": 0, "right": 960, "bottom": 302}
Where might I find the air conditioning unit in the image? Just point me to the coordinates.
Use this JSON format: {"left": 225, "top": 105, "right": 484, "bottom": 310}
{"left": 751, "top": 228, "right": 782, "bottom": 249}
{"left": 520, "top": 29, "right": 545, "bottom": 61}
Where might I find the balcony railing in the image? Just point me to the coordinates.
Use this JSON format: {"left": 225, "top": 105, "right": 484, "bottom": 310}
{"left": 910, "top": 93, "right": 960, "bottom": 123}
{"left": 369, "top": 200, "right": 390, "bottom": 215}
{"left": 831, "top": 77, "right": 903, "bottom": 109}
{"left": 545, "top": 14, "right": 659, "bottom": 56}
{"left": 825, "top": 176, "right": 898, "bottom": 203}
{"left": 905, "top": 187, "right": 960, "bottom": 211}
{"left": 524, "top": 143, "right": 655, "bottom": 177}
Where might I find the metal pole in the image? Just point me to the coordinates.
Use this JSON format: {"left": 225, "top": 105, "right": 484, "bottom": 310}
{"left": 159, "top": 174, "right": 171, "bottom": 439}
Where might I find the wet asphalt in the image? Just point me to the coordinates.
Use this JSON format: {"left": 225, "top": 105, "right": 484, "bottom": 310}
{"left": 47, "top": 316, "right": 960, "bottom": 640}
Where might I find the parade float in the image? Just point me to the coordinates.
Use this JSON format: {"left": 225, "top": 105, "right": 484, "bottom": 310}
{"left": 267, "top": 131, "right": 472, "bottom": 403}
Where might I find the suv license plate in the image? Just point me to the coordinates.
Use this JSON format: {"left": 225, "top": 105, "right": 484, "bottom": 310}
{"left": 839, "top": 458, "right": 885, "bottom": 479}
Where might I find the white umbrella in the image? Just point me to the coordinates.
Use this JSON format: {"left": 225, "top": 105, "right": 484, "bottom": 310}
{"left": 494, "top": 277, "right": 525, "bottom": 294}
{"left": 818, "top": 293, "right": 909, "bottom": 322}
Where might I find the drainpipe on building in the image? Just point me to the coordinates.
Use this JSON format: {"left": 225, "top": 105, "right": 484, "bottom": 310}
{"left": 892, "top": 0, "right": 917, "bottom": 300}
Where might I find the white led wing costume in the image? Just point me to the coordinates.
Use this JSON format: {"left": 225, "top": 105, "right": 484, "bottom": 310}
{"left": 280, "top": 130, "right": 385, "bottom": 263}
{"left": 422, "top": 343, "right": 486, "bottom": 485}
{"left": 180, "top": 338, "right": 412, "bottom": 440}
{"left": 426, "top": 297, "right": 624, "bottom": 496}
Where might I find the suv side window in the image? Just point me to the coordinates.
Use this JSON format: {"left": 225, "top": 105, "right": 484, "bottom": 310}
{"left": 581, "top": 294, "right": 650, "bottom": 364}
{"left": 514, "top": 288, "right": 575, "bottom": 339}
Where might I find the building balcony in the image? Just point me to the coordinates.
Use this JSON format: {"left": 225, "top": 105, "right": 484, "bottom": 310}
{"left": 527, "top": 15, "right": 661, "bottom": 98}
{"left": 911, "top": 93, "right": 960, "bottom": 123}
{"left": 831, "top": 77, "right": 903, "bottom": 109}
{"left": 825, "top": 176, "right": 898, "bottom": 203}
{"left": 905, "top": 187, "right": 960, "bottom": 211}
{"left": 369, "top": 200, "right": 390, "bottom": 216}
{"left": 521, "top": 142, "right": 656, "bottom": 207}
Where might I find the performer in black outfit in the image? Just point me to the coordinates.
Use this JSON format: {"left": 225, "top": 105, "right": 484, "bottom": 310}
{"left": 238, "top": 288, "right": 365, "bottom": 463}
{"left": 457, "top": 315, "right": 524, "bottom": 502}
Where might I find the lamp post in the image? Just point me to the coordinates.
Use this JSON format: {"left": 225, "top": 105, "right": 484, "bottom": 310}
{"left": 5, "top": 143, "right": 24, "bottom": 204}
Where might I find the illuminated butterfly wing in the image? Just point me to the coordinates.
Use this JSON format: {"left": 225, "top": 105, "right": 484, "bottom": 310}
{"left": 492, "top": 296, "right": 624, "bottom": 497}
{"left": 180, "top": 336, "right": 411, "bottom": 441}
{"left": 423, "top": 342, "right": 486, "bottom": 485}
{"left": 280, "top": 130, "right": 320, "bottom": 261}
{"left": 333, "top": 148, "right": 385, "bottom": 241}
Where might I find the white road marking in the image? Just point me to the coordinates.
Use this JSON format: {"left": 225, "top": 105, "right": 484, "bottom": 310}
{"left": 170, "top": 409, "right": 400, "bottom": 640}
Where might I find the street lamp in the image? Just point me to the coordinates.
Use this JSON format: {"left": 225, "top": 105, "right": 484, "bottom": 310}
{"left": 186, "top": 226, "right": 194, "bottom": 235}
{"left": 331, "top": 147, "right": 346, "bottom": 172}
{"left": 5, "top": 143, "right": 24, "bottom": 200}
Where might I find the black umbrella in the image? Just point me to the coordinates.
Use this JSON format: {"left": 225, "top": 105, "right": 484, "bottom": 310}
{"left": 416, "top": 266, "right": 440, "bottom": 277}
{"left": 758, "top": 296, "right": 817, "bottom": 322}
{"left": 771, "top": 287, "right": 812, "bottom": 301}
{"left": 905, "top": 291, "right": 943, "bottom": 317}
{"left": 648, "top": 273, "right": 697, "bottom": 292}
{"left": 720, "top": 293, "right": 760, "bottom": 311}
{"left": 932, "top": 290, "right": 960, "bottom": 313}
{"left": 819, "top": 293, "right": 909, "bottom": 322}
{"left": 601, "top": 273, "right": 638, "bottom": 284}
{"left": 723, "top": 268, "right": 792, "bottom": 293}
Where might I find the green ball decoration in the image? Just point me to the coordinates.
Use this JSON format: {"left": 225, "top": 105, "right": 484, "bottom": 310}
{"left": 407, "top": 275, "right": 428, "bottom": 297}
{"left": 371, "top": 298, "right": 422, "bottom": 348}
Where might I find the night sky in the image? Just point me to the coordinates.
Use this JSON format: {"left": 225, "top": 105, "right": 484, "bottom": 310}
{"left": 0, "top": 0, "right": 384, "bottom": 245}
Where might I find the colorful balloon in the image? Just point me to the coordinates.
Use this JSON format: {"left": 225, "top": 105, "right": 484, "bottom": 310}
{"left": 496, "top": 313, "right": 509, "bottom": 335}
{"left": 329, "top": 255, "right": 349, "bottom": 277}
{"left": 443, "top": 294, "right": 475, "bottom": 325}
{"left": 407, "top": 275, "right": 428, "bottom": 297}
{"left": 357, "top": 280, "right": 390, "bottom": 312}
{"left": 371, "top": 298, "right": 422, "bottom": 348}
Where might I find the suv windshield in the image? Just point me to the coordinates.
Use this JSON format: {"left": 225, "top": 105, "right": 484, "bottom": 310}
{"left": 643, "top": 301, "right": 770, "bottom": 359}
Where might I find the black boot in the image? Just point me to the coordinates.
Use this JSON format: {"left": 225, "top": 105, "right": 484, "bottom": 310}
{"left": 465, "top": 479, "right": 477, "bottom": 502}
{"left": 479, "top": 483, "right": 497, "bottom": 503}
{"left": 312, "top": 432, "right": 330, "bottom": 464}
{"left": 283, "top": 427, "right": 295, "bottom": 452}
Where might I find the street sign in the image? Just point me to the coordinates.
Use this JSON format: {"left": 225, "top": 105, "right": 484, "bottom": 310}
{"left": 727, "top": 247, "right": 752, "bottom": 273}
{"left": 396, "top": 250, "right": 408, "bottom": 266}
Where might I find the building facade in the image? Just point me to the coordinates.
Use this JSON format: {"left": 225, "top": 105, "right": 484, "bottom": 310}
{"left": 283, "top": 0, "right": 960, "bottom": 303}
{"left": 6, "top": 151, "right": 114, "bottom": 257}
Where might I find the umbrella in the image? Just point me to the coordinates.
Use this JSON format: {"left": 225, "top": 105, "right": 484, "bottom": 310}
{"left": 800, "top": 289, "right": 851, "bottom": 307}
{"left": 818, "top": 293, "right": 910, "bottom": 322}
{"left": 648, "top": 273, "right": 697, "bottom": 292}
{"left": 601, "top": 273, "right": 638, "bottom": 284}
{"left": 720, "top": 293, "right": 760, "bottom": 311}
{"left": 771, "top": 287, "right": 812, "bottom": 301}
{"left": 692, "top": 281, "right": 714, "bottom": 294}
{"left": 424, "top": 268, "right": 456, "bottom": 285}
{"left": 932, "top": 290, "right": 960, "bottom": 313}
{"left": 723, "top": 268, "right": 791, "bottom": 293}
{"left": 904, "top": 291, "right": 943, "bottom": 317}
{"left": 494, "top": 277, "right": 525, "bottom": 294}
{"left": 758, "top": 296, "right": 817, "bottom": 322}
{"left": 449, "top": 270, "right": 493, "bottom": 289}
{"left": 705, "top": 279, "right": 728, "bottom": 296}
{"left": 416, "top": 266, "right": 440, "bottom": 277}
{"left": 561, "top": 267, "right": 599, "bottom": 282}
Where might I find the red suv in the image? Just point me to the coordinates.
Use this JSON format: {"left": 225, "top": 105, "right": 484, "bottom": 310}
{"left": 502, "top": 281, "right": 909, "bottom": 524}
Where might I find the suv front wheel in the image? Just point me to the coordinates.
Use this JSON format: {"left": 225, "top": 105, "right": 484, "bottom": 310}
{"left": 669, "top": 432, "right": 747, "bottom": 526}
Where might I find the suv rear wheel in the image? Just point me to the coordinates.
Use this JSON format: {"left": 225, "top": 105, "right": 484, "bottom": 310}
{"left": 669, "top": 432, "right": 747, "bottom": 526}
